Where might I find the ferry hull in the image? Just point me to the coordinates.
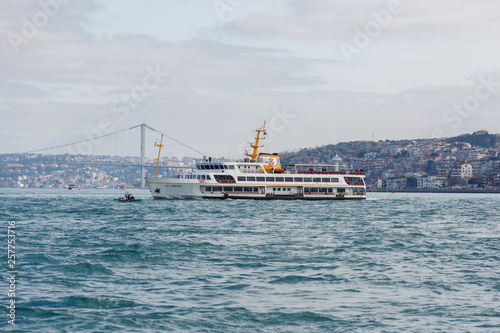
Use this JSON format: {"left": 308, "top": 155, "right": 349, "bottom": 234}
{"left": 146, "top": 177, "right": 366, "bottom": 200}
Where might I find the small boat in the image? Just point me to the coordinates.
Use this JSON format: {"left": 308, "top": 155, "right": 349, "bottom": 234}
{"left": 114, "top": 197, "right": 142, "bottom": 202}
{"left": 115, "top": 192, "right": 142, "bottom": 202}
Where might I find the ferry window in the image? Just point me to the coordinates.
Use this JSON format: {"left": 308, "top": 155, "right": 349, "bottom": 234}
{"left": 224, "top": 165, "right": 228, "bottom": 169}
{"left": 331, "top": 178, "right": 339, "bottom": 183}
{"left": 244, "top": 187, "right": 253, "bottom": 192}
{"left": 328, "top": 188, "right": 333, "bottom": 193}
{"left": 257, "top": 177, "right": 265, "bottom": 181}
{"left": 287, "top": 188, "right": 291, "bottom": 191}
{"left": 213, "top": 187, "right": 222, "bottom": 191}
{"left": 277, "top": 188, "right": 281, "bottom": 191}
{"left": 273, "top": 188, "right": 277, "bottom": 191}
{"left": 275, "top": 177, "right": 284, "bottom": 182}
{"left": 285, "top": 177, "right": 293, "bottom": 182}
{"left": 238, "top": 177, "right": 246, "bottom": 181}
{"left": 214, "top": 165, "right": 219, "bottom": 169}
{"left": 219, "top": 165, "right": 224, "bottom": 169}
{"left": 205, "top": 186, "right": 212, "bottom": 191}
{"left": 210, "top": 165, "right": 215, "bottom": 169}
{"left": 294, "top": 178, "right": 303, "bottom": 182}
{"left": 266, "top": 177, "right": 275, "bottom": 182}
{"left": 320, "top": 188, "right": 327, "bottom": 193}
{"left": 234, "top": 187, "right": 243, "bottom": 192}
{"left": 247, "top": 177, "right": 255, "bottom": 181}
{"left": 304, "top": 178, "right": 312, "bottom": 182}
{"left": 206, "top": 175, "right": 211, "bottom": 180}
{"left": 313, "top": 178, "right": 321, "bottom": 182}
{"left": 229, "top": 165, "right": 235, "bottom": 169}
{"left": 311, "top": 188, "right": 319, "bottom": 193}
{"left": 225, "top": 187, "right": 233, "bottom": 192}
{"left": 338, "top": 188, "right": 345, "bottom": 193}
{"left": 322, "top": 178, "right": 330, "bottom": 182}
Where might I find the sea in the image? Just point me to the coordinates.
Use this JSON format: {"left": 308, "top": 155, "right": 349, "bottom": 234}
{"left": 1, "top": 189, "right": 499, "bottom": 332}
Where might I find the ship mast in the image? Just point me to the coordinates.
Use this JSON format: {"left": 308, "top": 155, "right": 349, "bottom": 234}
{"left": 246, "top": 121, "right": 266, "bottom": 162}
{"left": 154, "top": 135, "right": 164, "bottom": 178}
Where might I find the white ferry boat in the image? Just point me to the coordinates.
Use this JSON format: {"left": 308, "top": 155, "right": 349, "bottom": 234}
{"left": 67, "top": 183, "right": 80, "bottom": 190}
{"left": 145, "top": 123, "right": 366, "bottom": 200}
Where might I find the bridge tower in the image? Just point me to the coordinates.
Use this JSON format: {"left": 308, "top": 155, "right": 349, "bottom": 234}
{"left": 141, "top": 123, "right": 146, "bottom": 188}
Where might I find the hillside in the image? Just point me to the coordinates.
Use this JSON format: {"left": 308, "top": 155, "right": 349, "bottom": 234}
{"left": 280, "top": 132, "right": 498, "bottom": 165}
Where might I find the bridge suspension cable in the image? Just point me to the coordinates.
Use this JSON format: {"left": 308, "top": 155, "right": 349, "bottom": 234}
{"left": 141, "top": 124, "right": 207, "bottom": 156}
{"left": 21, "top": 123, "right": 207, "bottom": 157}
{"left": 22, "top": 126, "right": 136, "bottom": 154}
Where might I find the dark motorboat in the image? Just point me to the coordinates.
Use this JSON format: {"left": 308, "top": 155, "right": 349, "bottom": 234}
{"left": 115, "top": 192, "right": 142, "bottom": 202}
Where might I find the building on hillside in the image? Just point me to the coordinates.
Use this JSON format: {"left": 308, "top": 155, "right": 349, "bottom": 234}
{"left": 450, "top": 163, "right": 473, "bottom": 179}
{"left": 469, "top": 160, "right": 483, "bottom": 176}
{"left": 482, "top": 171, "right": 500, "bottom": 186}
{"left": 469, "top": 150, "right": 486, "bottom": 161}
{"left": 386, "top": 177, "right": 407, "bottom": 189}
{"left": 417, "top": 176, "right": 447, "bottom": 189}
{"left": 437, "top": 166, "right": 450, "bottom": 178}
{"left": 483, "top": 158, "right": 500, "bottom": 172}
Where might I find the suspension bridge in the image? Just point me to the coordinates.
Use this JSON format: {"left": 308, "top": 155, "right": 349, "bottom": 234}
{"left": 11, "top": 124, "right": 208, "bottom": 188}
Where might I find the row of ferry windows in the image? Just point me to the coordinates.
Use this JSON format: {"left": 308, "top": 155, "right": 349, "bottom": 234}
{"left": 203, "top": 186, "right": 262, "bottom": 192}
{"left": 237, "top": 176, "right": 340, "bottom": 183}
{"left": 184, "top": 175, "right": 212, "bottom": 180}
{"left": 197, "top": 165, "right": 235, "bottom": 170}
{"left": 305, "top": 188, "right": 345, "bottom": 193}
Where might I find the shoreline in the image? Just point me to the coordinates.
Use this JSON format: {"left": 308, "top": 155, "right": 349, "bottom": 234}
{"left": 368, "top": 188, "right": 500, "bottom": 194}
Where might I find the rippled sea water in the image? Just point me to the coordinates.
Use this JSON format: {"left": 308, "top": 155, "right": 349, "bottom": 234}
{"left": 2, "top": 189, "right": 500, "bottom": 332}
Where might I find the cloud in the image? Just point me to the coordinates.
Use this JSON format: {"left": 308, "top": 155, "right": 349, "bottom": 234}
{"left": 219, "top": 0, "right": 500, "bottom": 39}
{"left": 0, "top": 0, "right": 499, "bottom": 157}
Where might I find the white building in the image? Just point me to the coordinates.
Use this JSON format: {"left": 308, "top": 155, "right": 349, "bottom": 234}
{"left": 450, "top": 163, "right": 473, "bottom": 179}
{"left": 417, "top": 176, "right": 447, "bottom": 189}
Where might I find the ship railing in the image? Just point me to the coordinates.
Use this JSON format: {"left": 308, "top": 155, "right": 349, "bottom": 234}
{"left": 217, "top": 180, "right": 236, "bottom": 184}
{"left": 345, "top": 181, "right": 366, "bottom": 185}
{"left": 303, "top": 191, "right": 342, "bottom": 195}
{"left": 292, "top": 170, "right": 366, "bottom": 175}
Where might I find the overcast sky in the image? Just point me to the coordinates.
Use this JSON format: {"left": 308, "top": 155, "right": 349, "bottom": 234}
{"left": 1, "top": 0, "right": 500, "bottom": 158}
